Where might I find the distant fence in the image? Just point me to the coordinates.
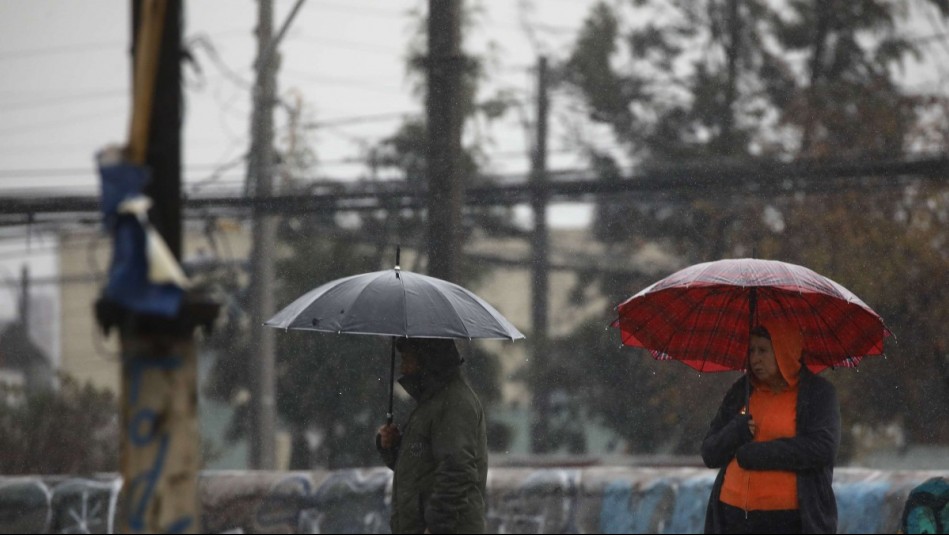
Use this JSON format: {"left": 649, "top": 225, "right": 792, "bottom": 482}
{"left": 0, "top": 467, "right": 939, "bottom": 533}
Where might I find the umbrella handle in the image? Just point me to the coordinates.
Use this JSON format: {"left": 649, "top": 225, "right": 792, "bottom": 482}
{"left": 387, "top": 337, "right": 395, "bottom": 425}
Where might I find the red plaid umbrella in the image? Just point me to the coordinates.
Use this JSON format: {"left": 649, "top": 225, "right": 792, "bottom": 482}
{"left": 612, "top": 258, "right": 890, "bottom": 373}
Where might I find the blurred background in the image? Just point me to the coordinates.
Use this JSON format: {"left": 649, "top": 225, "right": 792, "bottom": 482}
{"left": 0, "top": 0, "right": 946, "bottom": 476}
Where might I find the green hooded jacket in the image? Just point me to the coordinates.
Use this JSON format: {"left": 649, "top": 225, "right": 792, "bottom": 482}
{"left": 378, "top": 367, "right": 488, "bottom": 534}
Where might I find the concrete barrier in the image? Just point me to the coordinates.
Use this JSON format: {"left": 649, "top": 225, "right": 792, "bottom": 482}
{"left": 0, "top": 467, "right": 940, "bottom": 533}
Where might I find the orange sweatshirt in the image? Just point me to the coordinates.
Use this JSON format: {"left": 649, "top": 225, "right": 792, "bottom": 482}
{"left": 720, "top": 319, "right": 804, "bottom": 512}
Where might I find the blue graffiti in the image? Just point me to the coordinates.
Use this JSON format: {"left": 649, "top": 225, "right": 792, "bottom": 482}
{"left": 254, "top": 471, "right": 391, "bottom": 533}
{"left": 601, "top": 479, "right": 677, "bottom": 533}
{"left": 835, "top": 480, "right": 893, "bottom": 534}
{"left": 127, "top": 356, "right": 183, "bottom": 404}
{"left": 124, "top": 355, "right": 192, "bottom": 534}
{"left": 666, "top": 474, "right": 715, "bottom": 533}
{"left": 601, "top": 481, "right": 638, "bottom": 533}
{"left": 601, "top": 474, "right": 713, "bottom": 534}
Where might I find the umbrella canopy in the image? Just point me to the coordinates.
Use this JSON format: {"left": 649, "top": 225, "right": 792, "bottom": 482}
{"left": 265, "top": 267, "right": 524, "bottom": 340}
{"left": 265, "top": 264, "right": 524, "bottom": 424}
{"left": 612, "top": 258, "right": 890, "bottom": 373}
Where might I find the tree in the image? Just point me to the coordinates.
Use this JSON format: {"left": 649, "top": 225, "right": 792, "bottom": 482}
{"left": 201, "top": 3, "right": 523, "bottom": 468}
{"left": 0, "top": 375, "right": 118, "bottom": 474}
{"left": 756, "top": 187, "right": 949, "bottom": 446}
{"left": 555, "top": 0, "right": 949, "bottom": 455}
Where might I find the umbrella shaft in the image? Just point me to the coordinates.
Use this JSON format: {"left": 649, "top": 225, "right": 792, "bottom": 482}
{"left": 388, "top": 337, "right": 396, "bottom": 424}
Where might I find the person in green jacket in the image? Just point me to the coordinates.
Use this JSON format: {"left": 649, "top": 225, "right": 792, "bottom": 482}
{"left": 376, "top": 337, "right": 488, "bottom": 534}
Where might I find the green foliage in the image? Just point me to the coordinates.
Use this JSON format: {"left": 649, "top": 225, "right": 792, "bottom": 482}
{"left": 756, "top": 189, "right": 949, "bottom": 444}
{"left": 272, "top": 217, "right": 397, "bottom": 468}
{"left": 0, "top": 375, "right": 118, "bottom": 475}
{"left": 550, "top": 319, "right": 736, "bottom": 454}
{"left": 557, "top": 0, "right": 949, "bottom": 454}
{"left": 201, "top": 0, "right": 518, "bottom": 468}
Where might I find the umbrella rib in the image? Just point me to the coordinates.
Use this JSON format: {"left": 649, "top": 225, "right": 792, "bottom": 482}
{"left": 693, "top": 260, "right": 720, "bottom": 287}
{"left": 399, "top": 269, "right": 407, "bottom": 336}
{"left": 456, "top": 290, "right": 515, "bottom": 339}
{"left": 432, "top": 285, "right": 474, "bottom": 339}
{"left": 334, "top": 270, "right": 392, "bottom": 334}
{"left": 707, "top": 287, "right": 747, "bottom": 373}
{"left": 784, "top": 262, "right": 813, "bottom": 297}
{"left": 797, "top": 292, "right": 861, "bottom": 365}
{"left": 649, "top": 286, "right": 717, "bottom": 364}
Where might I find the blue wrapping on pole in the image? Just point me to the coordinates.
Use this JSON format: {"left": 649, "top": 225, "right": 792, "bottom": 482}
{"left": 98, "top": 156, "right": 183, "bottom": 317}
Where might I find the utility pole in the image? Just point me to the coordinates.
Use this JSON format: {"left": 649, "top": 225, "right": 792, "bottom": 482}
{"left": 721, "top": 0, "right": 740, "bottom": 153}
{"left": 247, "top": 0, "right": 278, "bottom": 470}
{"left": 244, "top": 0, "right": 305, "bottom": 469}
{"left": 18, "top": 265, "right": 29, "bottom": 332}
{"left": 426, "top": 0, "right": 464, "bottom": 282}
{"left": 529, "top": 56, "right": 551, "bottom": 453}
{"left": 96, "top": 2, "right": 216, "bottom": 533}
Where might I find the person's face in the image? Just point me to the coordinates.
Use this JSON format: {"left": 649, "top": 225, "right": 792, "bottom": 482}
{"left": 399, "top": 346, "right": 421, "bottom": 376}
{"left": 749, "top": 334, "right": 781, "bottom": 384}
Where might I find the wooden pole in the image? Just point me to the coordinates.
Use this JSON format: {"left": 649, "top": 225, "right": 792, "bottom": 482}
{"left": 426, "top": 0, "right": 464, "bottom": 282}
{"left": 118, "top": 331, "right": 200, "bottom": 533}
{"left": 529, "top": 56, "right": 551, "bottom": 453}
{"left": 247, "top": 0, "right": 278, "bottom": 470}
{"left": 111, "top": 2, "right": 210, "bottom": 532}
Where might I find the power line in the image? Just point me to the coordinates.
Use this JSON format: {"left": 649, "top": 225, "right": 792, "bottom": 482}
{"left": 306, "top": 0, "right": 408, "bottom": 18}
{"left": 0, "top": 40, "right": 117, "bottom": 61}
{"left": 281, "top": 70, "right": 407, "bottom": 93}
{"left": 0, "top": 157, "right": 944, "bottom": 221}
{"left": 301, "top": 97, "right": 527, "bottom": 129}
{"left": 0, "top": 89, "right": 128, "bottom": 112}
{"left": 288, "top": 33, "right": 397, "bottom": 54}
{"left": 304, "top": 110, "right": 420, "bottom": 128}
{"left": 0, "top": 109, "right": 124, "bottom": 138}
{"left": 0, "top": 28, "right": 251, "bottom": 62}
{"left": 0, "top": 163, "right": 229, "bottom": 178}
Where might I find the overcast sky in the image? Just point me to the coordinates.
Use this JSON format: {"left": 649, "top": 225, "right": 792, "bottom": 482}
{"left": 1, "top": 0, "right": 945, "bottom": 207}
{"left": 0, "top": 0, "right": 946, "bottom": 324}
{"left": 0, "top": 0, "right": 603, "bottom": 329}
{"left": 0, "top": 1, "right": 597, "bottom": 190}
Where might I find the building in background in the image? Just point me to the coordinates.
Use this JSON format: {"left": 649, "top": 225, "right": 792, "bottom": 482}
{"left": 51, "top": 219, "right": 679, "bottom": 467}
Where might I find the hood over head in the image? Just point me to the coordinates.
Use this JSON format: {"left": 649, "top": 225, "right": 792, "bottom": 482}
{"left": 396, "top": 337, "right": 463, "bottom": 401}
{"left": 757, "top": 318, "right": 804, "bottom": 388}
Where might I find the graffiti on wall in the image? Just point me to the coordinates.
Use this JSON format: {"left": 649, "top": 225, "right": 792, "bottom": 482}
{"left": 254, "top": 470, "right": 390, "bottom": 534}
{"left": 486, "top": 469, "right": 582, "bottom": 533}
{"left": 0, "top": 477, "right": 121, "bottom": 534}
{"left": 0, "top": 467, "right": 939, "bottom": 534}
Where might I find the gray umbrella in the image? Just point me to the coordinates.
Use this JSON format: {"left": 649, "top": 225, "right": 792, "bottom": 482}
{"left": 265, "top": 257, "right": 524, "bottom": 422}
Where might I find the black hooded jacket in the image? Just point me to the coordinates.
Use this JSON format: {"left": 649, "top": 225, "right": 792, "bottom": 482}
{"left": 701, "top": 367, "right": 841, "bottom": 534}
{"left": 377, "top": 363, "right": 488, "bottom": 534}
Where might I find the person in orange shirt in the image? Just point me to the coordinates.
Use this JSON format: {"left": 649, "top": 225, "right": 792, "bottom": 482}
{"left": 701, "top": 319, "right": 841, "bottom": 534}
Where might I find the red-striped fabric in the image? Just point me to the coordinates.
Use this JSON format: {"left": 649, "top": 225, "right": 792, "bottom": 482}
{"left": 612, "top": 259, "right": 891, "bottom": 373}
